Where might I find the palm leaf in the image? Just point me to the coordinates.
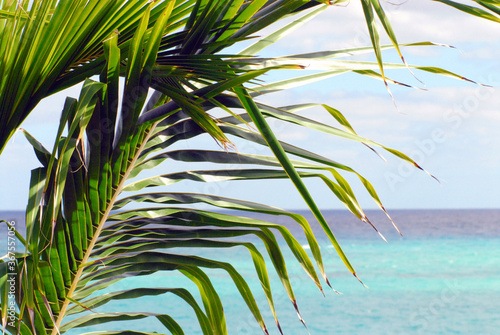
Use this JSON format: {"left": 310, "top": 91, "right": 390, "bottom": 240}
{"left": 434, "top": 0, "right": 500, "bottom": 21}
{"left": 1, "top": 1, "right": 486, "bottom": 334}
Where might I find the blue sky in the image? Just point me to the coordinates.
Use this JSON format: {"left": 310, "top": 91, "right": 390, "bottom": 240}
{"left": 1, "top": 1, "right": 499, "bottom": 211}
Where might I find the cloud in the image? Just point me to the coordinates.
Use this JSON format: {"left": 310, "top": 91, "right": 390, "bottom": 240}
{"left": 3, "top": 2, "right": 499, "bottom": 210}
{"left": 383, "top": 1, "right": 500, "bottom": 44}
{"left": 254, "top": 80, "right": 500, "bottom": 175}
{"left": 265, "top": 1, "right": 500, "bottom": 61}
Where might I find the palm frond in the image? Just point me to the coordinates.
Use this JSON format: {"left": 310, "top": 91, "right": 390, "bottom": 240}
{"left": 0, "top": 1, "right": 487, "bottom": 334}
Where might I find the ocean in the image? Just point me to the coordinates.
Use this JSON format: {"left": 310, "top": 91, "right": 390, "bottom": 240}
{"left": 1, "top": 209, "right": 499, "bottom": 334}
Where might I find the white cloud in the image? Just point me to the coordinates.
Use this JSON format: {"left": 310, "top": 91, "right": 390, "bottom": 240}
{"left": 266, "top": 1, "right": 500, "bottom": 61}
{"left": 3, "top": 2, "right": 499, "bottom": 210}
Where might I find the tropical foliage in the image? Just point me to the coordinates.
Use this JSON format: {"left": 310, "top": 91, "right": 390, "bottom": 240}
{"left": 434, "top": 0, "right": 500, "bottom": 23}
{"left": 0, "top": 0, "right": 493, "bottom": 334}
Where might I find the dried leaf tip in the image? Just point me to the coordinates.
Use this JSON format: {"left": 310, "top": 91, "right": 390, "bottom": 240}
{"left": 354, "top": 273, "right": 368, "bottom": 289}
{"left": 381, "top": 207, "right": 403, "bottom": 236}
{"left": 363, "top": 216, "right": 388, "bottom": 243}
{"left": 218, "top": 138, "right": 236, "bottom": 152}
{"left": 413, "top": 162, "right": 439, "bottom": 183}
{"left": 378, "top": 230, "right": 389, "bottom": 243}
{"left": 290, "top": 302, "right": 306, "bottom": 333}
{"left": 325, "top": 276, "right": 332, "bottom": 290}
{"left": 293, "top": 300, "right": 309, "bottom": 331}
{"left": 364, "top": 143, "right": 388, "bottom": 163}
{"left": 276, "top": 321, "right": 283, "bottom": 335}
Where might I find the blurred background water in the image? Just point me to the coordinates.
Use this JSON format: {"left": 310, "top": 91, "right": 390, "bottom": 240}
{"left": 2, "top": 209, "right": 499, "bottom": 334}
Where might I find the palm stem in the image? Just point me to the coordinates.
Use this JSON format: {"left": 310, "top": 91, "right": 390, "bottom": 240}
{"left": 50, "top": 121, "right": 160, "bottom": 334}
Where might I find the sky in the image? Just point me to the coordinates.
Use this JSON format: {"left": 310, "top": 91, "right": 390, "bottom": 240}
{"left": 1, "top": 0, "right": 499, "bottom": 211}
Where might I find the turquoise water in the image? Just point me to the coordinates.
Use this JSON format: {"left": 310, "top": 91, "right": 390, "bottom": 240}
{"left": 1, "top": 210, "right": 499, "bottom": 334}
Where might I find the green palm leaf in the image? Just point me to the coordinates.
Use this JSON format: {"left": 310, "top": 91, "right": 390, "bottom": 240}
{"left": 1, "top": 1, "right": 488, "bottom": 334}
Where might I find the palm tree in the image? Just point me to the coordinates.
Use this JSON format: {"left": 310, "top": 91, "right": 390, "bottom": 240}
{"left": 1, "top": 0, "right": 493, "bottom": 334}
{"left": 0, "top": 0, "right": 329, "bottom": 154}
